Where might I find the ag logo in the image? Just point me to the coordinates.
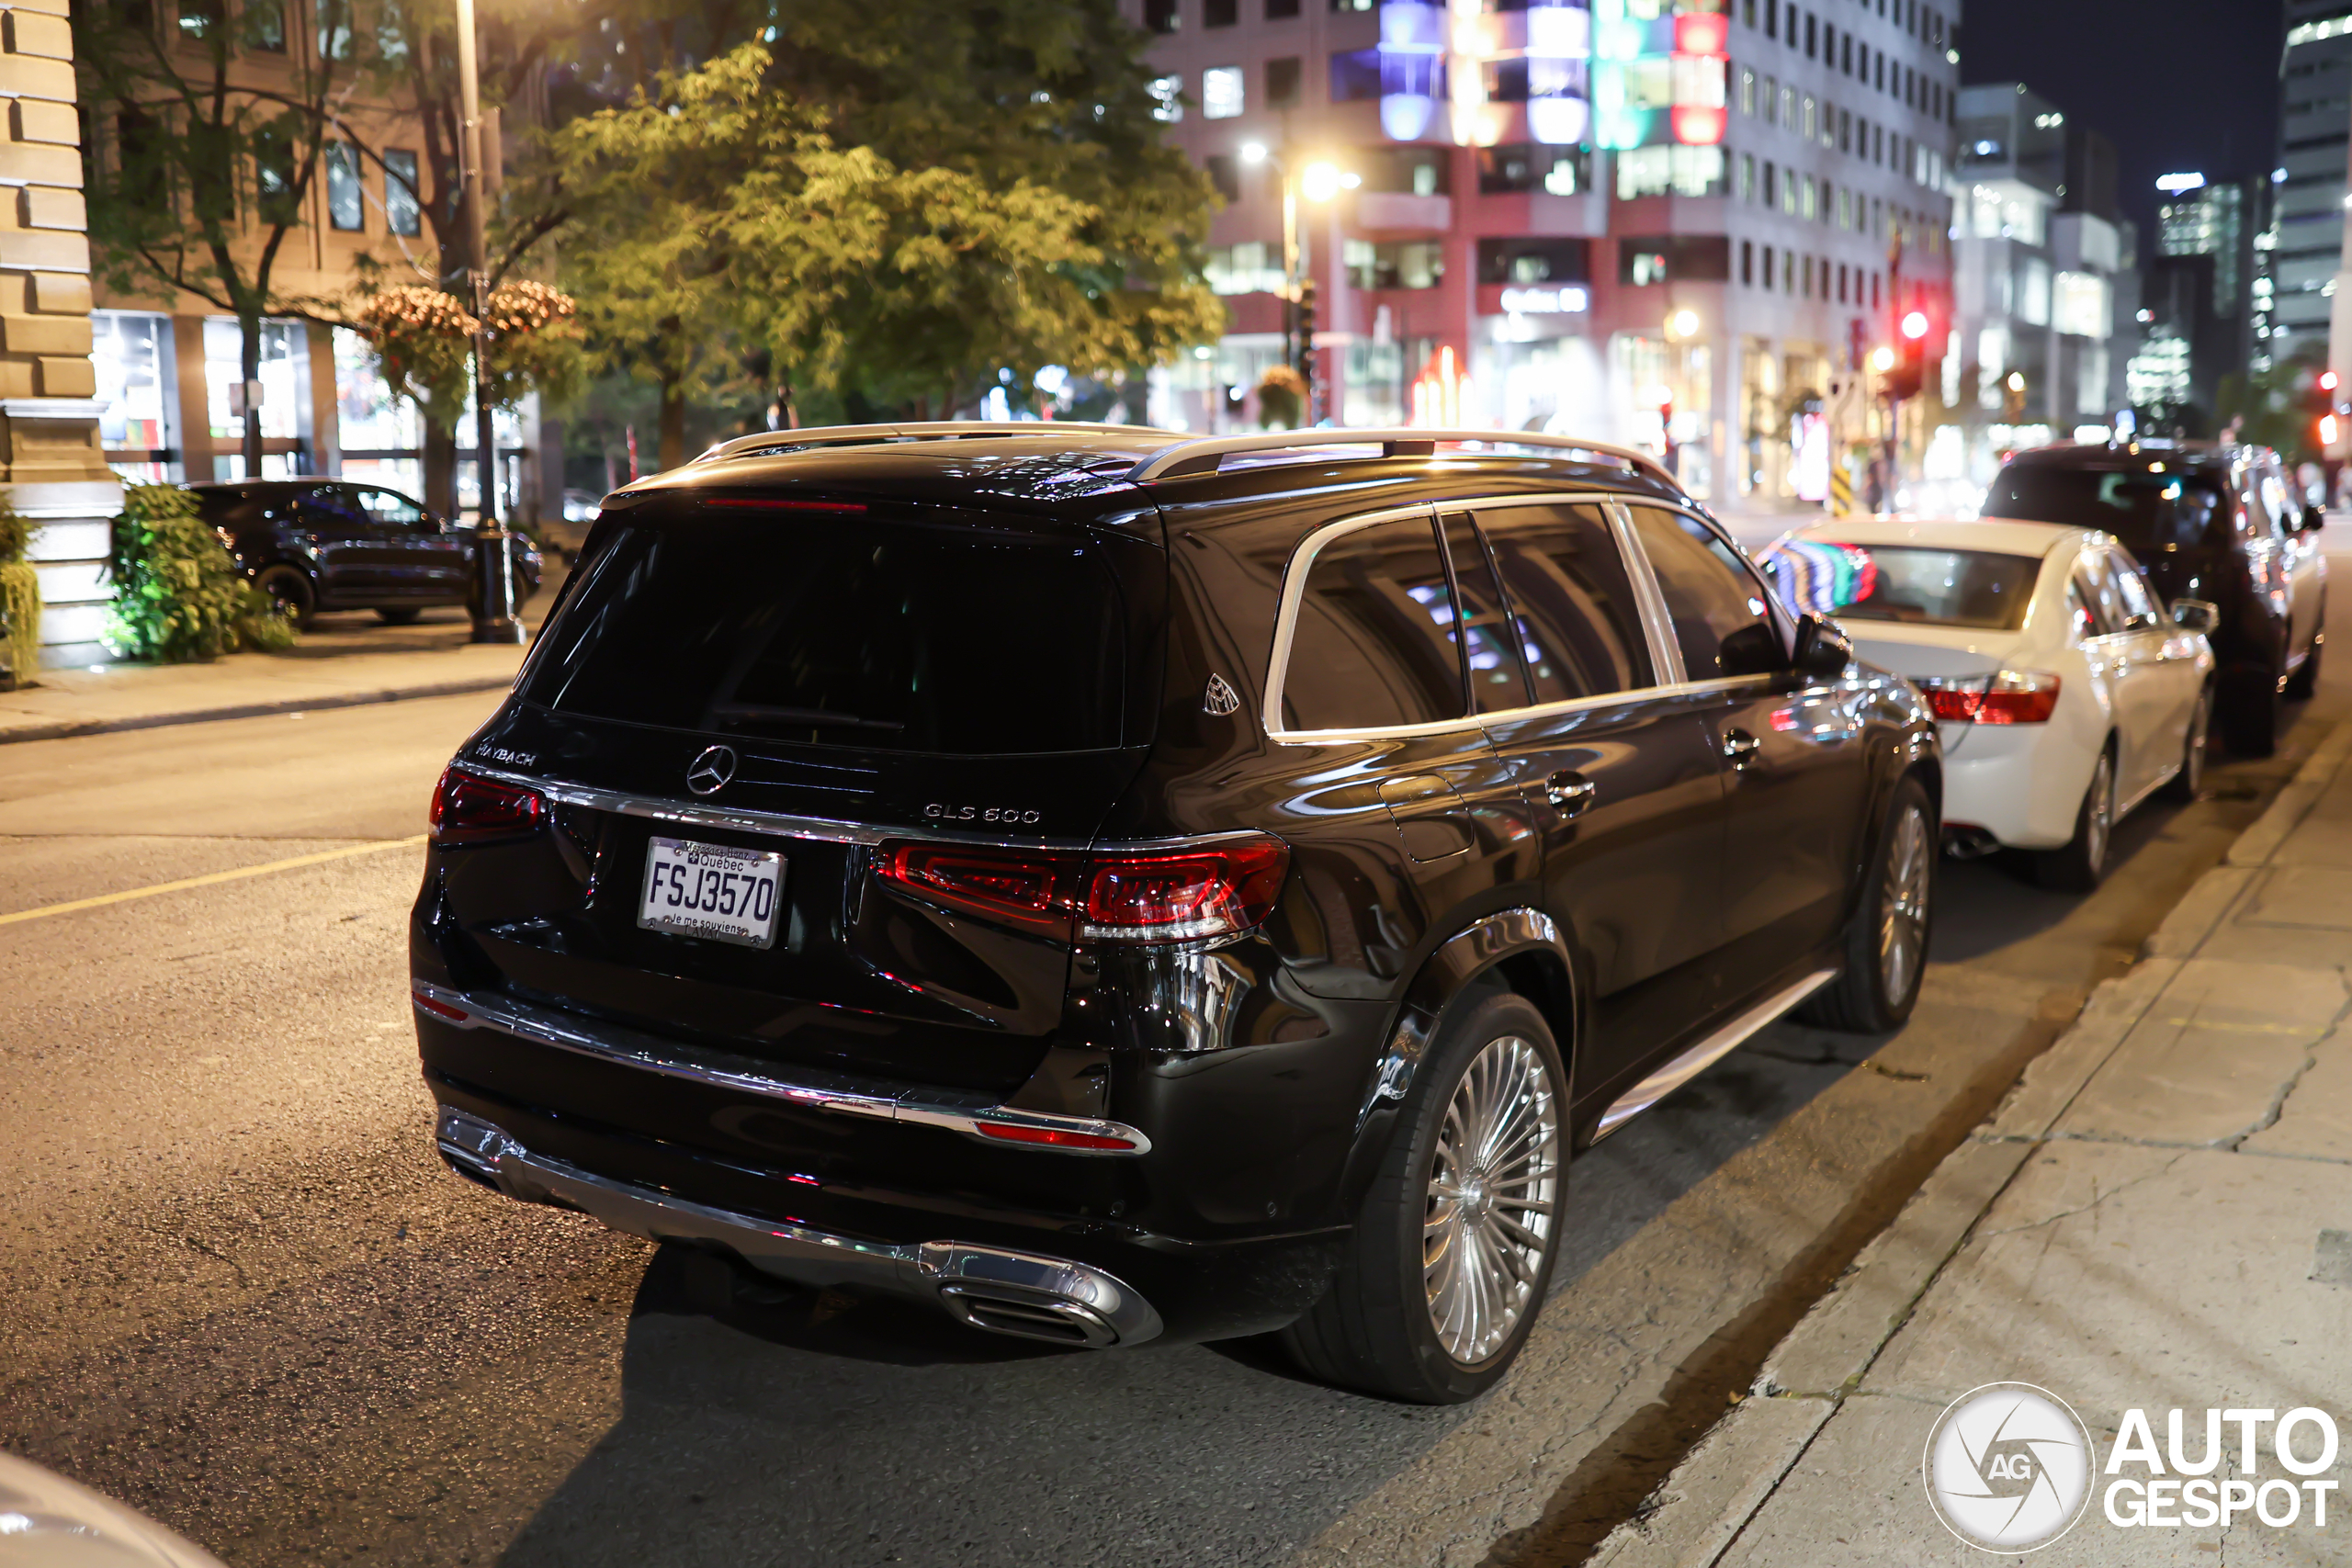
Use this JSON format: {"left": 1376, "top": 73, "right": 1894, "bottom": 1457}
{"left": 1924, "top": 1382, "right": 2096, "bottom": 1552}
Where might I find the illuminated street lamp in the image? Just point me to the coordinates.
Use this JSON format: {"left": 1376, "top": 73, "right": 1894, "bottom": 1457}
{"left": 1871, "top": 345, "right": 1896, "bottom": 372}
{"left": 1237, "top": 142, "right": 1353, "bottom": 415}
{"left": 1667, "top": 309, "right": 1701, "bottom": 340}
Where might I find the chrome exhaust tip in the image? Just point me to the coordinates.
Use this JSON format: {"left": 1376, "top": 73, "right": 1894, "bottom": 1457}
{"left": 1941, "top": 825, "right": 2002, "bottom": 860}
{"left": 938, "top": 1285, "right": 1120, "bottom": 1348}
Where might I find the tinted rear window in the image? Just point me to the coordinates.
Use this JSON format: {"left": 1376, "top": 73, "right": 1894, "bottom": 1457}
{"left": 1984, "top": 466, "right": 2230, "bottom": 552}
{"left": 1761, "top": 541, "right": 2041, "bottom": 631}
{"left": 521, "top": 514, "right": 1128, "bottom": 753}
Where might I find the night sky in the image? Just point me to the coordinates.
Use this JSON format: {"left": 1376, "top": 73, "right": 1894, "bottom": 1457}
{"left": 1957, "top": 0, "right": 2286, "bottom": 243}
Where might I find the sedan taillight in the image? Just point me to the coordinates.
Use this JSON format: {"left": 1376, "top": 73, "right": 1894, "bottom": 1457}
{"left": 430, "top": 766, "right": 546, "bottom": 843}
{"left": 1917, "top": 671, "right": 2062, "bottom": 725}
{"left": 877, "top": 835, "right": 1290, "bottom": 944}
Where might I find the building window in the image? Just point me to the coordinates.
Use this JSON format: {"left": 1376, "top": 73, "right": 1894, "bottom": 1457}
{"left": 314, "top": 0, "right": 350, "bottom": 57}
{"left": 1804, "top": 12, "right": 1815, "bottom": 57}
{"left": 245, "top": 0, "right": 286, "bottom": 50}
{"left": 1871, "top": 271, "right": 1881, "bottom": 309}
{"left": 1617, "top": 235, "right": 1731, "bottom": 285}
{"left": 1204, "top": 0, "right": 1236, "bottom": 25}
{"left": 1837, "top": 263, "right": 1848, "bottom": 302}
{"left": 1149, "top": 75, "right": 1182, "bottom": 122}
{"left": 1738, "top": 152, "right": 1754, "bottom": 199}
{"left": 1145, "top": 0, "right": 1179, "bottom": 31}
{"left": 325, "top": 140, "right": 364, "bottom": 231}
{"left": 1343, "top": 239, "right": 1444, "bottom": 290}
{"left": 1838, "top": 107, "right": 1850, "bottom": 152}
{"left": 1204, "top": 153, "right": 1240, "bottom": 205}
{"left": 1331, "top": 0, "right": 1373, "bottom": 10}
{"left": 1330, "top": 49, "right": 1377, "bottom": 101}
{"left": 1801, "top": 174, "right": 1816, "bottom": 220}
{"left": 1202, "top": 65, "right": 1244, "bottom": 118}
{"left": 1476, "top": 143, "right": 1587, "bottom": 196}
{"left": 1739, "top": 67, "right": 1755, "bottom": 116}
{"left": 1761, "top": 161, "right": 1777, "bottom": 208}
{"left": 1267, "top": 0, "right": 1299, "bottom": 15}
{"left": 1477, "top": 236, "right": 1590, "bottom": 285}
{"left": 1823, "top": 23, "right": 1836, "bottom": 66}
{"left": 1802, "top": 94, "right": 1815, "bottom": 141}
{"left": 1743, "top": 0, "right": 1756, "bottom": 25}
{"left": 1265, "top": 55, "right": 1302, "bottom": 107}
{"left": 1765, "top": 0, "right": 1778, "bottom": 39}
{"left": 1841, "top": 32, "right": 1853, "bottom": 74}
{"left": 1616, "top": 145, "right": 1726, "bottom": 199}
{"left": 1205, "top": 242, "right": 1282, "bottom": 295}
{"left": 177, "top": 0, "right": 221, "bottom": 42}
{"left": 1741, "top": 238, "right": 1754, "bottom": 284}
{"left": 385, "top": 149, "right": 421, "bottom": 235}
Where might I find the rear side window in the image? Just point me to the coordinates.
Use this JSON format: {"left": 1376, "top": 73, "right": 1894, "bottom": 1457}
{"left": 1625, "top": 506, "right": 1785, "bottom": 680}
{"left": 521, "top": 515, "right": 1128, "bottom": 754}
{"left": 1760, "top": 541, "right": 2041, "bottom": 631}
{"left": 2107, "top": 548, "right": 2163, "bottom": 629}
{"left": 1476, "top": 503, "right": 1655, "bottom": 701}
{"left": 1439, "top": 513, "right": 1533, "bottom": 714}
{"left": 1281, "top": 514, "right": 1465, "bottom": 730}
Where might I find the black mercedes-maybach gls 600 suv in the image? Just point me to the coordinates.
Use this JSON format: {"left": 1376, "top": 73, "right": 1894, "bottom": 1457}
{"left": 413, "top": 423, "right": 1939, "bottom": 1403}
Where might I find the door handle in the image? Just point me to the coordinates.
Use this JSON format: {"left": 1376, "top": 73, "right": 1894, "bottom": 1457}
{"left": 1544, "top": 771, "right": 1597, "bottom": 819}
{"left": 1722, "top": 729, "right": 1761, "bottom": 765}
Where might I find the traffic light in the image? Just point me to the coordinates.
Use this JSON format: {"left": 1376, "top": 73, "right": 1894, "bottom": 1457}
{"left": 1881, "top": 310, "right": 1929, "bottom": 401}
{"left": 2312, "top": 369, "right": 2341, "bottom": 453}
{"left": 1296, "top": 277, "right": 1319, "bottom": 422}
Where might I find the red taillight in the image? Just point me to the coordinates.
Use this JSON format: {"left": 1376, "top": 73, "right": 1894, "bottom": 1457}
{"left": 1918, "top": 671, "right": 2062, "bottom": 725}
{"left": 973, "top": 1122, "right": 1142, "bottom": 1152}
{"left": 876, "top": 835, "right": 1290, "bottom": 944}
{"left": 429, "top": 766, "right": 547, "bottom": 843}
{"left": 1080, "top": 840, "right": 1290, "bottom": 942}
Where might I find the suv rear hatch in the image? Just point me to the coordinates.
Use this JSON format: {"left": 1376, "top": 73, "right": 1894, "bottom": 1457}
{"left": 430, "top": 491, "right": 1166, "bottom": 1097}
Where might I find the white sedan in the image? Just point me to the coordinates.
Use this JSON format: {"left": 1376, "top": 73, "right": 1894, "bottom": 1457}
{"left": 1758, "top": 518, "right": 2216, "bottom": 890}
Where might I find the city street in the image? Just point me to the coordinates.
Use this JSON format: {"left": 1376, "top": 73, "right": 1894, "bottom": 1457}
{"left": 0, "top": 548, "right": 2343, "bottom": 1568}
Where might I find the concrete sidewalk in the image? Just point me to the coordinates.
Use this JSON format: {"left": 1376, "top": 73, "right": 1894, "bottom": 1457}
{"left": 0, "top": 608, "right": 534, "bottom": 744}
{"left": 1592, "top": 722, "right": 2352, "bottom": 1566}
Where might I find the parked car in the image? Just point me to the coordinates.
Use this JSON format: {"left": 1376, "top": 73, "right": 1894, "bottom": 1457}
{"left": 1762, "top": 519, "right": 2215, "bottom": 890}
{"left": 185, "top": 479, "right": 543, "bottom": 628}
{"left": 1981, "top": 442, "right": 2324, "bottom": 756}
{"left": 0, "top": 1449, "right": 228, "bottom": 1566}
{"left": 412, "top": 424, "right": 1938, "bottom": 1404}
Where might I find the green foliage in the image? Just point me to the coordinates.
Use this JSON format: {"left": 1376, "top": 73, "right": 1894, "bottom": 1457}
{"left": 0, "top": 497, "right": 40, "bottom": 682}
{"left": 104, "top": 486, "right": 297, "bottom": 663}
{"left": 0, "top": 496, "right": 30, "bottom": 564}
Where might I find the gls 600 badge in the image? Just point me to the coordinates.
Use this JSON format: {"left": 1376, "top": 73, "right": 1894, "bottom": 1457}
{"left": 922, "top": 804, "right": 1043, "bottom": 826}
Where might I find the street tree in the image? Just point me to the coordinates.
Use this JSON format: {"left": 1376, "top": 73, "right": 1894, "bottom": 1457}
{"left": 81, "top": 0, "right": 368, "bottom": 477}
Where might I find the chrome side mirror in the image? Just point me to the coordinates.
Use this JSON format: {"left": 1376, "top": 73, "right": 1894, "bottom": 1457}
{"left": 2169, "top": 597, "right": 2219, "bottom": 634}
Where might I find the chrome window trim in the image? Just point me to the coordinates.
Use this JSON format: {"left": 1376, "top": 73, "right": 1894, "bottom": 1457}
{"left": 414, "top": 981, "right": 1155, "bottom": 1156}
{"left": 1261, "top": 490, "right": 1702, "bottom": 744}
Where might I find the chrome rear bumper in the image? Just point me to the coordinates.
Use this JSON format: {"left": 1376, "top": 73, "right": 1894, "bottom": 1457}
{"left": 434, "top": 1107, "right": 1163, "bottom": 1348}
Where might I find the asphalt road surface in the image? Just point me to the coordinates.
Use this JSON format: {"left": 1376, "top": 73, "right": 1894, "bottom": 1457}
{"left": 1, "top": 555, "right": 2345, "bottom": 1568}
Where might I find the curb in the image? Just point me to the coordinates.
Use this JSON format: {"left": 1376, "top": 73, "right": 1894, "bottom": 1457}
{"left": 0, "top": 675, "right": 518, "bottom": 746}
{"left": 1586, "top": 721, "right": 2351, "bottom": 1568}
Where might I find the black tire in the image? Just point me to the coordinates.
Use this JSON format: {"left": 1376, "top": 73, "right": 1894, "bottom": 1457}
{"left": 1282, "top": 990, "right": 1567, "bottom": 1404}
{"left": 2220, "top": 670, "right": 2279, "bottom": 757}
{"left": 375, "top": 606, "right": 424, "bottom": 625}
{"left": 2036, "top": 745, "right": 2116, "bottom": 894}
{"left": 2286, "top": 635, "right": 2322, "bottom": 700}
{"left": 1800, "top": 773, "right": 1934, "bottom": 1032}
{"left": 2161, "top": 685, "right": 2211, "bottom": 803}
{"left": 254, "top": 564, "right": 318, "bottom": 630}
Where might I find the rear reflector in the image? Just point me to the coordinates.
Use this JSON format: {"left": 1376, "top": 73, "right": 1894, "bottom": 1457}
{"left": 1917, "top": 671, "right": 2062, "bottom": 725}
{"left": 973, "top": 1122, "right": 1143, "bottom": 1152}
{"left": 430, "top": 766, "right": 547, "bottom": 843}
{"left": 413, "top": 991, "right": 469, "bottom": 1022}
{"left": 876, "top": 834, "right": 1290, "bottom": 944}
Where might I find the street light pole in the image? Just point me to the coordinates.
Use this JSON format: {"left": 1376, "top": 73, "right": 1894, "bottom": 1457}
{"left": 456, "top": 0, "right": 521, "bottom": 644}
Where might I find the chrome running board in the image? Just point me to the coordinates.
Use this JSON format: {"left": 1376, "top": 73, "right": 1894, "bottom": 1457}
{"left": 1591, "top": 968, "right": 1840, "bottom": 1141}
{"left": 434, "top": 1108, "right": 1163, "bottom": 1348}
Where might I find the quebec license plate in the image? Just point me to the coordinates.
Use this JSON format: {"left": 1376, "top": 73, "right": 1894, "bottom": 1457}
{"left": 638, "top": 836, "right": 785, "bottom": 949}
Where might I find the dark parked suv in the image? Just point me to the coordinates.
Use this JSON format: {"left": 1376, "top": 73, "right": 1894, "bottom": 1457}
{"left": 1984, "top": 442, "right": 2326, "bottom": 755}
{"left": 187, "top": 479, "right": 543, "bottom": 627}
{"left": 413, "top": 423, "right": 1939, "bottom": 1402}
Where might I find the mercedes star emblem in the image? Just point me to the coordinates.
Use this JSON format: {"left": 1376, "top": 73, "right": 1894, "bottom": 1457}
{"left": 685, "top": 745, "right": 737, "bottom": 796}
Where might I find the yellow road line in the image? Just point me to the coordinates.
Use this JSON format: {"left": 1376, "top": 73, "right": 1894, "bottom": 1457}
{"left": 0, "top": 834, "right": 430, "bottom": 928}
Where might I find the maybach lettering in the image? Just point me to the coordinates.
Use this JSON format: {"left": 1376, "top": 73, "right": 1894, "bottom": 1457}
{"left": 2103, "top": 1407, "right": 2342, "bottom": 1530}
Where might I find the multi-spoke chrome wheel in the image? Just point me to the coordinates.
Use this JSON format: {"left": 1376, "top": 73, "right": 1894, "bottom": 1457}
{"left": 1878, "top": 800, "right": 1931, "bottom": 1003}
{"left": 1424, "top": 1034, "right": 1561, "bottom": 1366}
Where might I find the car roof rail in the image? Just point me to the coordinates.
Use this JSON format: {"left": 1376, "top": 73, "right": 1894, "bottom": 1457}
{"left": 690, "top": 421, "right": 1154, "bottom": 467}
{"left": 1122, "top": 427, "right": 1685, "bottom": 492}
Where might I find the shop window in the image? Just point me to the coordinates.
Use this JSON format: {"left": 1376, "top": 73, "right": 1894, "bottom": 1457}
{"left": 1617, "top": 235, "right": 1731, "bottom": 285}
{"left": 1476, "top": 143, "right": 1585, "bottom": 196}
{"left": 385, "top": 149, "right": 422, "bottom": 235}
{"left": 1344, "top": 240, "right": 1444, "bottom": 290}
{"left": 94, "top": 311, "right": 177, "bottom": 482}
{"left": 1477, "top": 236, "right": 1590, "bottom": 286}
{"left": 1265, "top": 55, "right": 1302, "bottom": 107}
{"left": 326, "top": 141, "right": 364, "bottom": 231}
{"left": 333, "top": 326, "right": 423, "bottom": 494}
{"left": 205, "top": 317, "right": 310, "bottom": 478}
